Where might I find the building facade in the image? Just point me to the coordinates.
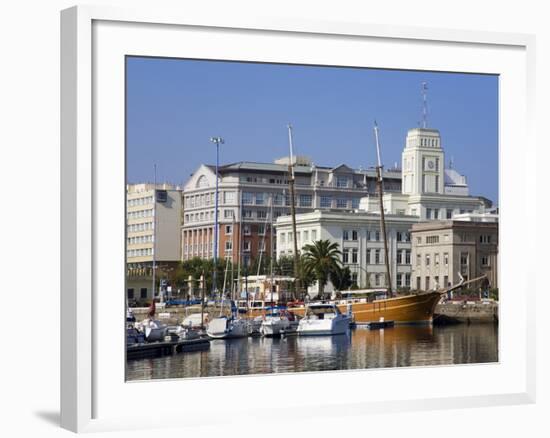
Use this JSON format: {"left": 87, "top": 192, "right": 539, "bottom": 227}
{"left": 410, "top": 220, "right": 498, "bottom": 291}
{"left": 181, "top": 158, "right": 402, "bottom": 265}
{"left": 126, "top": 183, "right": 183, "bottom": 301}
{"left": 361, "top": 127, "right": 491, "bottom": 219}
{"left": 276, "top": 210, "right": 419, "bottom": 294}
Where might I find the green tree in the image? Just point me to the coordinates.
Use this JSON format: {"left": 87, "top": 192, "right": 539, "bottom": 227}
{"left": 302, "top": 240, "right": 342, "bottom": 298}
{"left": 330, "top": 265, "right": 353, "bottom": 292}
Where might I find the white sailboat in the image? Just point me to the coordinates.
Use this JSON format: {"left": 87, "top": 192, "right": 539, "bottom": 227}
{"left": 206, "top": 299, "right": 249, "bottom": 339}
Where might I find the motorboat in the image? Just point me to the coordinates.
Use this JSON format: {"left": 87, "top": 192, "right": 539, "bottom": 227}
{"left": 206, "top": 316, "right": 249, "bottom": 339}
{"left": 136, "top": 318, "right": 169, "bottom": 342}
{"left": 297, "top": 303, "right": 351, "bottom": 336}
{"left": 260, "top": 306, "right": 298, "bottom": 337}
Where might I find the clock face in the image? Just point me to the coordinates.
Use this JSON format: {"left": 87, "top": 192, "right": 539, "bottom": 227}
{"left": 427, "top": 160, "right": 434, "bottom": 169}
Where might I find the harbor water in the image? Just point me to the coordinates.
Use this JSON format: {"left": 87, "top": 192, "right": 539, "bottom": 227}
{"left": 126, "top": 323, "right": 498, "bottom": 381}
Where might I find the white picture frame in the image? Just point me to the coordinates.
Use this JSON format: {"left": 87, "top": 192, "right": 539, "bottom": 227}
{"left": 60, "top": 5, "right": 536, "bottom": 433}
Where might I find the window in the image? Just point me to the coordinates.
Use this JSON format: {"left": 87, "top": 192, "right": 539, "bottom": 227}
{"left": 243, "top": 225, "right": 251, "bottom": 235}
{"left": 224, "top": 191, "right": 236, "bottom": 204}
{"left": 320, "top": 196, "right": 332, "bottom": 208}
{"left": 311, "top": 230, "right": 317, "bottom": 241}
{"left": 224, "top": 210, "right": 234, "bottom": 219}
{"left": 460, "top": 252, "right": 469, "bottom": 265}
{"left": 444, "top": 275, "right": 449, "bottom": 287}
{"left": 405, "top": 250, "right": 411, "bottom": 264}
{"left": 434, "top": 276, "right": 440, "bottom": 288}
{"left": 425, "top": 277, "right": 430, "bottom": 290}
{"left": 375, "top": 274, "right": 381, "bottom": 286}
{"left": 426, "top": 236, "right": 439, "bottom": 244}
{"left": 433, "top": 208, "right": 439, "bottom": 219}
{"left": 375, "top": 249, "right": 381, "bottom": 264}
{"left": 446, "top": 209, "right": 453, "bottom": 219}
{"left": 127, "top": 288, "right": 135, "bottom": 299}
{"left": 336, "top": 198, "right": 348, "bottom": 208}
{"left": 255, "top": 193, "right": 264, "bottom": 205}
{"left": 336, "top": 176, "right": 348, "bottom": 188}
{"left": 280, "top": 233, "right": 285, "bottom": 244}
{"left": 352, "top": 198, "right": 360, "bottom": 209}
{"left": 426, "top": 208, "right": 432, "bottom": 219}
{"left": 435, "top": 253, "right": 440, "bottom": 266}
{"left": 303, "top": 230, "right": 309, "bottom": 242}
{"left": 342, "top": 249, "right": 349, "bottom": 264}
{"left": 481, "top": 256, "right": 489, "bottom": 266}
{"left": 299, "top": 194, "right": 312, "bottom": 207}
{"left": 366, "top": 249, "right": 371, "bottom": 264}
{"left": 140, "top": 288, "right": 147, "bottom": 299}
{"left": 258, "top": 241, "right": 266, "bottom": 251}
{"left": 435, "top": 176, "right": 439, "bottom": 193}
{"left": 225, "top": 225, "right": 232, "bottom": 235}
{"left": 352, "top": 230, "right": 358, "bottom": 241}
{"left": 396, "top": 209, "right": 405, "bottom": 216}
{"left": 225, "top": 241, "right": 233, "bottom": 251}
{"left": 343, "top": 230, "right": 349, "bottom": 240}
{"left": 257, "top": 210, "right": 267, "bottom": 219}
{"left": 405, "top": 273, "right": 411, "bottom": 288}
{"left": 444, "top": 253, "right": 449, "bottom": 266}
{"left": 396, "top": 274, "right": 402, "bottom": 288}
{"left": 243, "top": 241, "right": 251, "bottom": 252}
{"left": 242, "top": 192, "right": 254, "bottom": 205}
{"left": 397, "top": 231, "right": 403, "bottom": 242}
{"left": 258, "top": 224, "right": 265, "bottom": 235}
{"left": 375, "top": 230, "right": 380, "bottom": 241}
{"left": 426, "top": 254, "right": 430, "bottom": 266}
{"left": 405, "top": 232, "right": 411, "bottom": 242}
{"left": 480, "top": 235, "right": 492, "bottom": 244}
{"left": 416, "top": 277, "right": 421, "bottom": 290}
{"left": 352, "top": 249, "right": 358, "bottom": 264}
{"left": 273, "top": 194, "right": 283, "bottom": 206}
{"left": 242, "top": 210, "right": 253, "bottom": 218}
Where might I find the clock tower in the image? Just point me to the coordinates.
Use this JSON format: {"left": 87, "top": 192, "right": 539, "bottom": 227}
{"left": 401, "top": 128, "right": 445, "bottom": 196}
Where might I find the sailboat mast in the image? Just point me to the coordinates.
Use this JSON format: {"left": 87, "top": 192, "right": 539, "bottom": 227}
{"left": 270, "top": 195, "right": 274, "bottom": 304}
{"left": 373, "top": 122, "right": 393, "bottom": 297}
{"left": 287, "top": 124, "right": 300, "bottom": 301}
{"left": 237, "top": 191, "right": 242, "bottom": 300}
{"left": 231, "top": 213, "right": 235, "bottom": 300}
{"left": 152, "top": 164, "right": 157, "bottom": 302}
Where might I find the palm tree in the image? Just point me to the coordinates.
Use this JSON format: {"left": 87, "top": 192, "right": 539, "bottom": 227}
{"left": 302, "top": 240, "right": 342, "bottom": 298}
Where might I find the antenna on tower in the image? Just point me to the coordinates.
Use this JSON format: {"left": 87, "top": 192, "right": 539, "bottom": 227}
{"left": 421, "top": 81, "right": 428, "bottom": 128}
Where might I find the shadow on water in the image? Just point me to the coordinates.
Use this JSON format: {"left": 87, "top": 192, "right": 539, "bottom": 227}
{"left": 126, "top": 324, "right": 498, "bottom": 381}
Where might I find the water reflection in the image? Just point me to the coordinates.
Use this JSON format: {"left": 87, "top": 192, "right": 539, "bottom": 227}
{"left": 126, "top": 324, "right": 498, "bottom": 381}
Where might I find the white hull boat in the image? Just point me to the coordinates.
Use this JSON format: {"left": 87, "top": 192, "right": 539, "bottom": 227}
{"left": 206, "top": 316, "right": 249, "bottom": 339}
{"left": 297, "top": 303, "right": 351, "bottom": 336}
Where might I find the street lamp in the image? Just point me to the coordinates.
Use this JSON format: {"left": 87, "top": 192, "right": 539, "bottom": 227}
{"left": 210, "top": 136, "right": 224, "bottom": 297}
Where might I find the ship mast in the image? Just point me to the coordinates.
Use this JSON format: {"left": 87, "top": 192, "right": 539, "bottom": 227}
{"left": 373, "top": 122, "right": 393, "bottom": 297}
{"left": 287, "top": 123, "right": 300, "bottom": 301}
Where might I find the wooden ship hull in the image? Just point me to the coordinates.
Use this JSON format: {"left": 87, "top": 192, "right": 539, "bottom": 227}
{"left": 288, "top": 292, "right": 443, "bottom": 325}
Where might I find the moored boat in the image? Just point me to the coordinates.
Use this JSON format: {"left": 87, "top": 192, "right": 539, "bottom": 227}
{"left": 260, "top": 306, "right": 298, "bottom": 337}
{"left": 297, "top": 303, "right": 351, "bottom": 336}
{"left": 206, "top": 315, "right": 249, "bottom": 339}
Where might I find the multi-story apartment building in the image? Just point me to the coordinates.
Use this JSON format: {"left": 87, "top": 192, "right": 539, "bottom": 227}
{"left": 181, "top": 156, "right": 402, "bottom": 266}
{"left": 126, "top": 183, "right": 183, "bottom": 300}
{"left": 410, "top": 220, "right": 498, "bottom": 292}
{"left": 276, "top": 210, "right": 419, "bottom": 294}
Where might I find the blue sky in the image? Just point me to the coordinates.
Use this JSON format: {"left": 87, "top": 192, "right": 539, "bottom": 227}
{"left": 126, "top": 57, "right": 499, "bottom": 205}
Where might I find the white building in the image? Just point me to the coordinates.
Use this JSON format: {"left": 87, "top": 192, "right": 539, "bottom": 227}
{"left": 276, "top": 210, "right": 419, "bottom": 295}
{"left": 126, "top": 183, "right": 183, "bottom": 301}
{"left": 361, "top": 127, "right": 491, "bottom": 219}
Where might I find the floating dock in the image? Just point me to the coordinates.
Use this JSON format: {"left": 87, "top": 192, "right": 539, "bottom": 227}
{"left": 127, "top": 338, "right": 210, "bottom": 360}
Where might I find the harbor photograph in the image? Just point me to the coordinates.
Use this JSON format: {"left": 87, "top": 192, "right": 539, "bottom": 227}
{"left": 125, "top": 57, "right": 499, "bottom": 381}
